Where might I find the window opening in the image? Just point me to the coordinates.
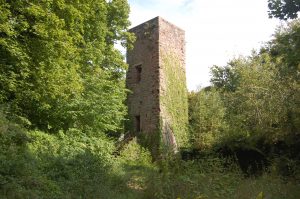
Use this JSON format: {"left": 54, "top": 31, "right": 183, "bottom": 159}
{"left": 135, "top": 115, "right": 141, "bottom": 133}
{"left": 136, "top": 65, "right": 142, "bottom": 83}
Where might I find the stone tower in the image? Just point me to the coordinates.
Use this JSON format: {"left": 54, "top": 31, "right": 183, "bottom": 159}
{"left": 126, "top": 17, "right": 188, "bottom": 156}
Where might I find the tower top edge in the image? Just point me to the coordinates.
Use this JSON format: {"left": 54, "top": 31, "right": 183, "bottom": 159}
{"left": 129, "top": 16, "right": 185, "bottom": 33}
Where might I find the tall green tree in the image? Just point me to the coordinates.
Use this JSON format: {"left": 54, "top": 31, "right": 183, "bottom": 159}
{"left": 188, "top": 89, "right": 227, "bottom": 150}
{"left": 267, "top": 19, "right": 300, "bottom": 135}
{"left": 210, "top": 19, "right": 300, "bottom": 143}
{"left": 210, "top": 59, "right": 241, "bottom": 92}
{"left": 0, "top": 0, "right": 133, "bottom": 133}
{"left": 214, "top": 54, "right": 289, "bottom": 140}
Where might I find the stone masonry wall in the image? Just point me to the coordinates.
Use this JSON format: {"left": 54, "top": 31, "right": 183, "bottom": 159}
{"left": 126, "top": 16, "right": 188, "bottom": 155}
{"left": 126, "top": 17, "right": 160, "bottom": 155}
{"left": 158, "top": 17, "right": 189, "bottom": 151}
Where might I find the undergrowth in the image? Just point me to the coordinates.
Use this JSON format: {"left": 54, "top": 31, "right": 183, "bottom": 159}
{"left": 0, "top": 113, "right": 299, "bottom": 198}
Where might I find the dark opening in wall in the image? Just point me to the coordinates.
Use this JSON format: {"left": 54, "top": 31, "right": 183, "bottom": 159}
{"left": 135, "top": 65, "right": 142, "bottom": 83}
{"left": 135, "top": 115, "right": 141, "bottom": 133}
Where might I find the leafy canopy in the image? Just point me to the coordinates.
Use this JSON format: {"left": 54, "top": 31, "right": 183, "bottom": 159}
{"left": 0, "top": 0, "right": 134, "bottom": 133}
{"left": 268, "top": 0, "right": 300, "bottom": 20}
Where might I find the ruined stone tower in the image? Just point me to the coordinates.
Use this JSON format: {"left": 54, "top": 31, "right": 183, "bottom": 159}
{"left": 126, "top": 17, "right": 188, "bottom": 156}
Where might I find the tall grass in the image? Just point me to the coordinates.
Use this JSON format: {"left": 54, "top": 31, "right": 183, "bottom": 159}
{"left": 1, "top": 113, "right": 299, "bottom": 199}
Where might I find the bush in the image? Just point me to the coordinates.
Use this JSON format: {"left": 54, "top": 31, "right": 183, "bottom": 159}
{"left": 0, "top": 111, "right": 131, "bottom": 198}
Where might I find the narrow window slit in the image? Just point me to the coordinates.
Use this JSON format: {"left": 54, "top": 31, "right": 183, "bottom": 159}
{"left": 136, "top": 65, "right": 142, "bottom": 83}
{"left": 135, "top": 115, "right": 141, "bottom": 133}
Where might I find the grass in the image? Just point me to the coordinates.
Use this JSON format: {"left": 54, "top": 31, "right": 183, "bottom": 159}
{"left": 118, "top": 140, "right": 300, "bottom": 199}
{"left": 1, "top": 122, "right": 299, "bottom": 199}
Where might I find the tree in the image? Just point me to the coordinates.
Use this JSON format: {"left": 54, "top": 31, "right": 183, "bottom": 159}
{"left": 267, "top": 19, "right": 300, "bottom": 79}
{"left": 225, "top": 54, "right": 288, "bottom": 138}
{"left": 210, "top": 60, "right": 241, "bottom": 92}
{"left": 268, "top": 0, "right": 300, "bottom": 20}
{"left": 211, "top": 46, "right": 299, "bottom": 144}
{"left": 0, "top": 0, "right": 133, "bottom": 133}
{"left": 267, "top": 19, "right": 300, "bottom": 135}
{"left": 188, "top": 89, "right": 227, "bottom": 150}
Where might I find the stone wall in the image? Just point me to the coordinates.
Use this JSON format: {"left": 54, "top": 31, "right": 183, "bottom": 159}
{"left": 126, "top": 16, "right": 188, "bottom": 156}
{"left": 126, "top": 17, "right": 160, "bottom": 155}
{"left": 159, "top": 18, "right": 188, "bottom": 151}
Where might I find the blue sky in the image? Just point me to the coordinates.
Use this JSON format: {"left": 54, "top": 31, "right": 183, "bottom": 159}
{"left": 127, "top": 0, "right": 281, "bottom": 90}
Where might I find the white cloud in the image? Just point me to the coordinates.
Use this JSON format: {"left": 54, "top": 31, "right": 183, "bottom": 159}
{"left": 128, "top": 0, "right": 281, "bottom": 90}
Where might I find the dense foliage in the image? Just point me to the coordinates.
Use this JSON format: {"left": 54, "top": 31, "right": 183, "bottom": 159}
{"left": 0, "top": 0, "right": 133, "bottom": 133}
{"left": 0, "top": 0, "right": 138, "bottom": 197}
{"left": 188, "top": 88, "right": 227, "bottom": 150}
{"left": 189, "top": 19, "right": 300, "bottom": 178}
{"left": 161, "top": 52, "right": 189, "bottom": 149}
{"left": 0, "top": 112, "right": 155, "bottom": 198}
{"left": 0, "top": 0, "right": 299, "bottom": 198}
{"left": 268, "top": 0, "right": 300, "bottom": 19}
